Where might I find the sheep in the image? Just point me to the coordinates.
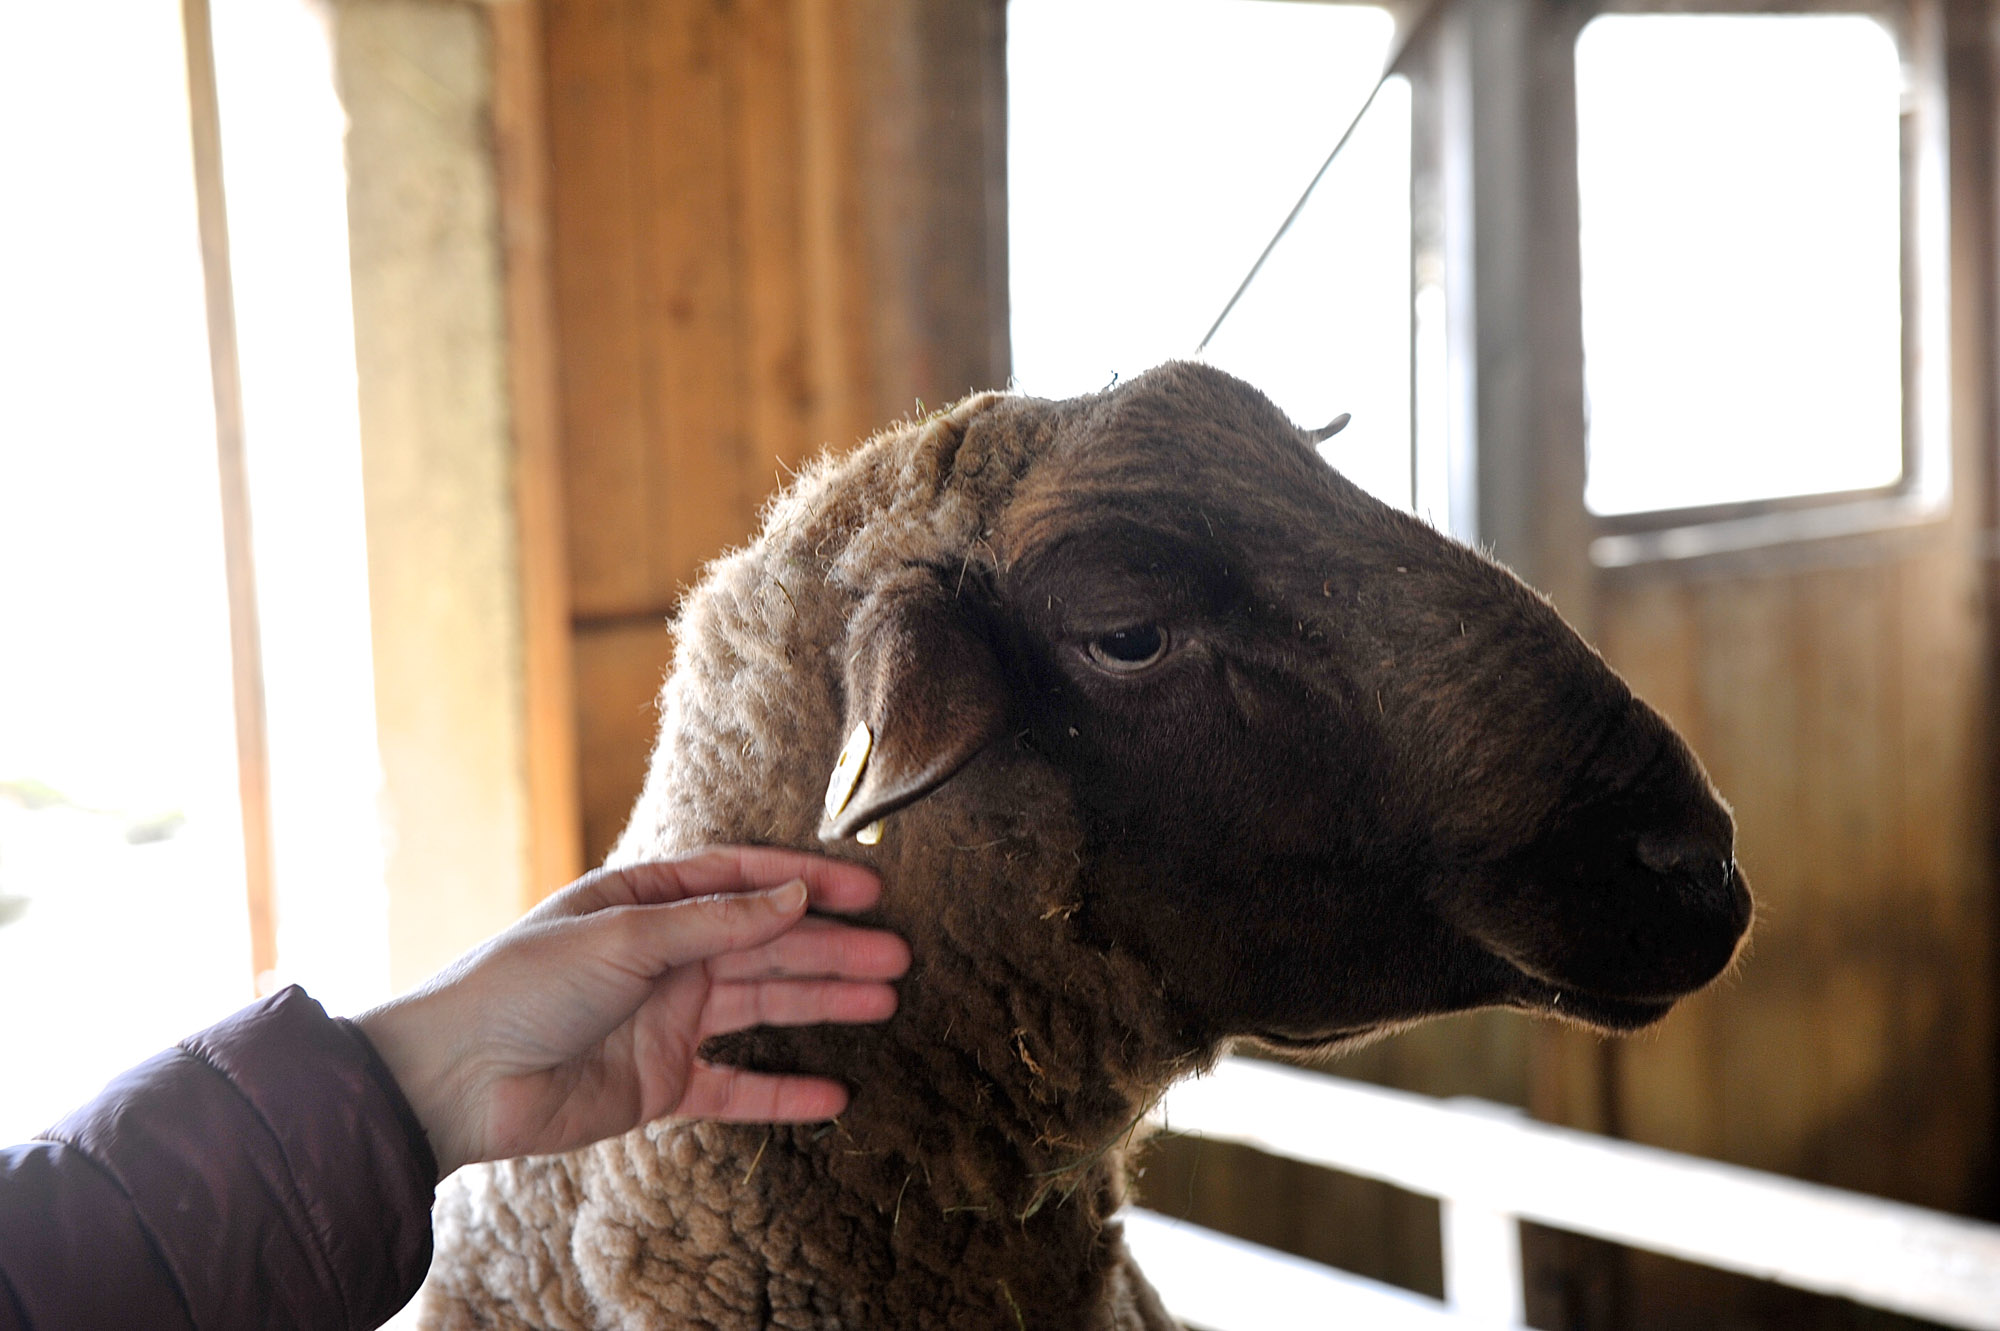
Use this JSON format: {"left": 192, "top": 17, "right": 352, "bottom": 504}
{"left": 419, "top": 361, "right": 1751, "bottom": 1330}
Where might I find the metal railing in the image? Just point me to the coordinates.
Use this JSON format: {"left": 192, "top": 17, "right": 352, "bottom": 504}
{"left": 1127, "top": 1057, "right": 2000, "bottom": 1330}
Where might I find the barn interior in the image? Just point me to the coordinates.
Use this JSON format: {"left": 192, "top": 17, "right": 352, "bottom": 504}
{"left": 0, "top": 0, "right": 1995, "bottom": 1327}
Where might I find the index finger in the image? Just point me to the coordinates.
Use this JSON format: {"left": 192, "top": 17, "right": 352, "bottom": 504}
{"left": 534, "top": 846, "right": 884, "bottom": 923}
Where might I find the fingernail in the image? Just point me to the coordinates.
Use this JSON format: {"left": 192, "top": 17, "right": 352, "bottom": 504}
{"left": 770, "top": 879, "right": 808, "bottom": 912}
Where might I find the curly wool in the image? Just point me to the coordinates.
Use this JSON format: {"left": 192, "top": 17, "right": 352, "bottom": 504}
{"left": 420, "top": 392, "right": 1191, "bottom": 1330}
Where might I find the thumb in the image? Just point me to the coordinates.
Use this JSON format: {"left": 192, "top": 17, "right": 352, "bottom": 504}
{"left": 596, "top": 878, "right": 811, "bottom": 976}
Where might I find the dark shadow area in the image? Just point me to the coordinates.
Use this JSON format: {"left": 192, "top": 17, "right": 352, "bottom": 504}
{"left": 1529, "top": 1225, "right": 1966, "bottom": 1331}
{"left": 1131, "top": 1132, "right": 1445, "bottom": 1301}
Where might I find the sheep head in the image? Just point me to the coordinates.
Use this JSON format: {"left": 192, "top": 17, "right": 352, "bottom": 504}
{"left": 487, "top": 359, "right": 1765, "bottom": 1327}
{"left": 797, "top": 360, "right": 1750, "bottom": 1056}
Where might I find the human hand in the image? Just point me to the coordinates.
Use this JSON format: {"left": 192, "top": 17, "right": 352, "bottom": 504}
{"left": 356, "top": 847, "right": 909, "bottom": 1176}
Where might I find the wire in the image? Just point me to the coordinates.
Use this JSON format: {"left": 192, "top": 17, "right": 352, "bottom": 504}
{"left": 1194, "top": 0, "right": 1454, "bottom": 355}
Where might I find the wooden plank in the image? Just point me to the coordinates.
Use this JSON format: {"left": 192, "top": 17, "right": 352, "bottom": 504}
{"left": 491, "top": 0, "right": 583, "bottom": 899}
{"left": 1791, "top": 566, "right": 1899, "bottom": 1199}
{"left": 545, "top": 0, "right": 652, "bottom": 619}
{"left": 1796, "top": 567, "right": 1894, "bottom": 930}
{"left": 1597, "top": 579, "right": 1701, "bottom": 746}
{"left": 1910, "top": 0, "right": 2000, "bottom": 1218}
{"left": 852, "top": 0, "right": 1011, "bottom": 421}
{"left": 181, "top": 0, "right": 278, "bottom": 987}
{"left": 1945, "top": 0, "right": 1996, "bottom": 540}
{"left": 630, "top": 0, "right": 750, "bottom": 605}
{"left": 1886, "top": 549, "right": 1992, "bottom": 1213}
{"left": 900, "top": 0, "right": 1011, "bottom": 405}
{"left": 1686, "top": 572, "right": 1805, "bottom": 1177}
{"left": 728, "top": 0, "right": 815, "bottom": 490}
{"left": 846, "top": 0, "right": 921, "bottom": 419}
{"left": 795, "top": 0, "right": 875, "bottom": 459}
{"left": 574, "top": 617, "right": 674, "bottom": 866}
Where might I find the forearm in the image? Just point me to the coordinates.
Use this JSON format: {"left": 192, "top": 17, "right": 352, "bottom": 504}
{"left": 0, "top": 988, "right": 438, "bottom": 1331}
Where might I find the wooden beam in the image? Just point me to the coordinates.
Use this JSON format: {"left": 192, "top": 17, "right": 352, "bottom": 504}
{"left": 491, "top": 0, "right": 584, "bottom": 898}
{"left": 180, "top": 0, "right": 278, "bottom": 987}
{"left": 574, "top": 620, "right": 674, "bottom": 866}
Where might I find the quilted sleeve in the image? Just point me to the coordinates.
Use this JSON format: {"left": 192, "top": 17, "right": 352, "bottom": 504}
{"left": 0, "top": 985, "right": 439, "bottom": 1331}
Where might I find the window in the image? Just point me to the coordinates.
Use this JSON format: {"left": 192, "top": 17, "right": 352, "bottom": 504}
{"left": 0, "top": 1, "right": 253, "bottom": 1142}
{"left": 0, "top": 0, "right": 387, "bottom": 1143}
{"left": 1574, "top": 9, "right": 1944, "bottom": 560}
{"left": 1008, "top": 0, "right": 1415, "bottom": 511}
{"left": 208, "top": 0, "right": 390, "bottom": 1015}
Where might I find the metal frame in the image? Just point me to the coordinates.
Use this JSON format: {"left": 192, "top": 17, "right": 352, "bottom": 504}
{"left": 1396, "top": 0, "right": 1953, "bottom": 575}
{"left": 1574, "top": 0, "right": 1954, "bottom": 568}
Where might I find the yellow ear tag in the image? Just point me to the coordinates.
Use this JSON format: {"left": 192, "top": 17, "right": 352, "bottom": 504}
{"left": 855, "top": 819, "right": 884, "bottom": 846}
{"left": 823, "top": 722, "right": 872, "bottom": 819}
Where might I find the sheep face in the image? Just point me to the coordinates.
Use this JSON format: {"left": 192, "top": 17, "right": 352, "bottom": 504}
{"left": 820, "top": 361, "right": 1751, "bottom": 1051}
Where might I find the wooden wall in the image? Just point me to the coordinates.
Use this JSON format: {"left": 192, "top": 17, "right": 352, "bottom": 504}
{"left": 516, "top": 0, "right": 1009, "bottom": 866}
{"left": 1601, "top": 561, "right": 1993, "bottom": 1209}
{"left": 1588, "top": 556, "right": 1993, "bottom": 1327}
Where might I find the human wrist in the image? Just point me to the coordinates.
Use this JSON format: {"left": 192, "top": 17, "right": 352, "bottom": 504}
{"left": 356, "top": 993, "right": 475, "bottom": 1176}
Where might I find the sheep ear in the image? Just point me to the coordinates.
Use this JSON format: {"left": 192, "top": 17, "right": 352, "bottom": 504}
{"left": 819, "top": 569, "right": 1008, "bottom": 842}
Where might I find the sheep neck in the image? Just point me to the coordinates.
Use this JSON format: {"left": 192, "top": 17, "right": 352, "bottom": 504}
{"left": 568, "top": 405, "right": 1197, "bottom": 1323}
{"left": 621, "top": 902, "right": 1190, "bottom": 1327}
{"left": 621, "top": 760, "right": 1201, "bottom": 1322}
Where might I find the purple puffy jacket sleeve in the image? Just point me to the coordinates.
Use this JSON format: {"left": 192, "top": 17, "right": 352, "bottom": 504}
{"left": 0, "top": 986, "right": 439, "bottom": 1331}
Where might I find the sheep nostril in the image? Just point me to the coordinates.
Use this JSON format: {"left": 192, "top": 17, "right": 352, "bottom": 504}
{"left": 1633, "top": 831, "right": 1732, "bottom": 894}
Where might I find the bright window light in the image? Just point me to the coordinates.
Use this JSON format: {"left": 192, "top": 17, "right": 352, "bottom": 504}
{"left": 1576, "top": 15, "right": 1905, "bottom": 517}
{"left": 1008, "top": 0, "right": 1413, "bottom": 509}
{"left": 0, "top": 0, "right": 389, "bottom": 1143}
{"left": 211, "top": 0, "right": 390, "bottom": 1016}
{"left": 0, "top": 1, "right": 253, "bottom": 1142}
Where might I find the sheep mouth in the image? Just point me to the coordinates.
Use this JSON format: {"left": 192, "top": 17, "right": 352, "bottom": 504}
{"left": 1246, "top": 978, "right": 1676, "bottom": 1048}
{"left": 1504, "top": 976, "right": 1676, "bottom": 1032}
{"left": 1248, "top": 1026, "right": 1386, "bottom": 1052}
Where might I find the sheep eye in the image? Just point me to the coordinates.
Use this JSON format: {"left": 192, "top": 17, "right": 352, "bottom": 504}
{"left": 1085, "top": 625, "right": 1167, "bottom": 673}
